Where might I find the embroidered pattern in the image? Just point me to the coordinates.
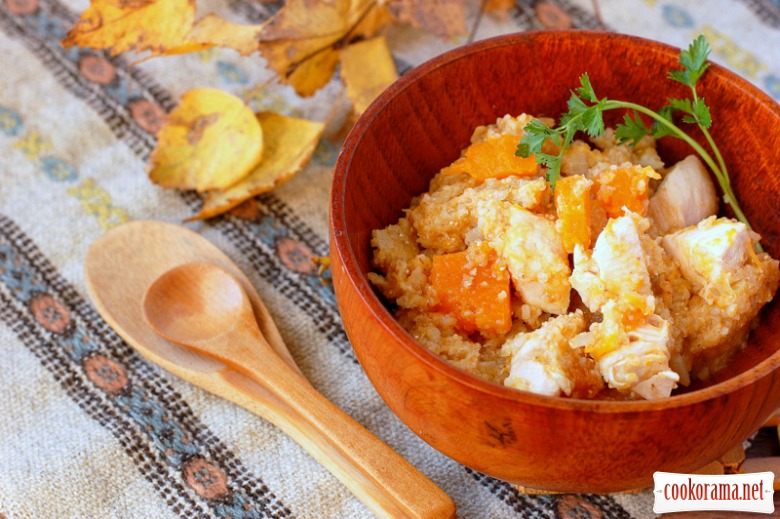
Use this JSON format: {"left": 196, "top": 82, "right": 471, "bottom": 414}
{"left": 735, "top": 0, "right": 780, "bottom": 28}
{"left": 67, "top": 179, "right": 130, "bottom": 231}
{"left": 466, "top": 468, "right": 632, "bottom": 518}
{"left": 0, "top": 102, "right": 129, "bottom": 229}
{"left": 699, "top": 24, "right": 768, "bottom": 79}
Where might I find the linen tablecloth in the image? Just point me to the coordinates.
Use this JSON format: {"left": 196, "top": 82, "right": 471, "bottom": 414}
{"left": 1, "top": 0, "right": 779, "bottom": 517}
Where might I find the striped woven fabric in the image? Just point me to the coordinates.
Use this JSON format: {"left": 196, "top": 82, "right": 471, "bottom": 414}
{"left": 0, "top": 0, "right": 778, "bottom": 517}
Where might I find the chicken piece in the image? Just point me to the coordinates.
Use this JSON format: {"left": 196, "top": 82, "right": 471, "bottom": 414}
{"left": 662, "top": 216, "right": 759, "bottom": 308}
{"left": 662, "top": 216, "right": 780, "bottom": 378}
{"left": 569, "top": 244, "right": 606, "bottom": 311}
{"left": 502, "top": 312, "right": 603, "bottom": 398}
{"left": 639, "top": 229, "right": 694, "bottom": 385}
{"left": 661, "top": 217, "right": 780, "bottom": 377}
{"left": 648, "top": 155, "right": 718, "bottom": 234}
{"left": 582, "top": 303, "right": 679, "bottom": 399}
{"left": 478, "top": 201, "right": 570, "bottom": 315}
{"left": 570, "top": 212, "right": 655, "bottom": 324}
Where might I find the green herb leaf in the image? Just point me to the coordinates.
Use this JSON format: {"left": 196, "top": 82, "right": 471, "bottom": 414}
{"left": 579, "top": 103, "right": 605, "bottom": 137}
{"left": 539, "top": 153, "right": 562, "bottom": 187}
{"left": 651, "top": 105, "right": 676, "bottom": 139}
{"left": 516, "top": 119, "right": 556, "bottom": 157}
{"left": 692, "top": 97, "right": 712, "bottom": 128}
{"left": 668, "top": 34, "right": 711, "bottom": 87}
{"left": 679, "top": 34, "right": 710, "bottom": 82}
{"left": 575, "top": 73, "right": 598, "bottom": 103}
{"left": 565, "top": 91, "right": 589, "bottom": 119}
{"left": 669, "top": 97, "right": 694, "bottom": 115}
{"left": 669, "top": 97, "right": 712, "bottom": 127}
{"left": 615, "top": 111, "right": 651, "bottom": 145}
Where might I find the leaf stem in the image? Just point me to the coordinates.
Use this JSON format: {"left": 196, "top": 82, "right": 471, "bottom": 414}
{"left": 690, "top": 89, "right": 729, "bottom": 184}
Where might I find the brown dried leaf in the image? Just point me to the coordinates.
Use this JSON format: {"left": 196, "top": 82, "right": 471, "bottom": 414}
{"left": 255, "top": 0, "right": 393, "bottom": 96}
{"left": 61, "top": 0, "right": 195, "bottom": 56}
{"left": 340, "top": 36, "right": 398, "bottom": 116}
{"left": 148, "top": 88, "right": 263, "bottom": 192}
{"left": 386, "top": 0, "right": 466, "bottom": 38}
{"left": 191, "top": 112, "right": 324, "bottom": 220}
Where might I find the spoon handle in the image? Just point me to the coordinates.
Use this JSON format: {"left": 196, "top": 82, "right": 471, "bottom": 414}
{"left": 221, "top": 346, "right": 456, "bottom": 519}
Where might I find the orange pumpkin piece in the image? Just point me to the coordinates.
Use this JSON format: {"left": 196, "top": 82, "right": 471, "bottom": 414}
{"left": 593, "top": 165, "right": 660, "bottom": 219}
{"left": 555, "top": 175, "right": 593, "bottom": 254}
{"left": 441, "top": 134, "right": 539, "bottom": 180}
{"left": 431, "top": 243, "right": 512, "bottom": 336}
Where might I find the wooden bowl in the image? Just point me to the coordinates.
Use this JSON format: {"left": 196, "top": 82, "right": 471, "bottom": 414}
{"left": 329, "top": 31, "right": 780, "bottom": 493}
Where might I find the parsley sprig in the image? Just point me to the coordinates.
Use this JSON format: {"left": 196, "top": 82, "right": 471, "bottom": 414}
{"left": 517, "top": 35, "right": 751, "bottom": 232}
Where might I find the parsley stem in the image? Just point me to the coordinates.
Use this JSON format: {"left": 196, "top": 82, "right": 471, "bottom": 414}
{"left": 690, "top": 89, "right": 730, "bottom": 187}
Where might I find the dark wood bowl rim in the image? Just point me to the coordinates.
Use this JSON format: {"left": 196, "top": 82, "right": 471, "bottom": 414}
{"left": 331, "top": 30, "right": 780, "bottom": 414}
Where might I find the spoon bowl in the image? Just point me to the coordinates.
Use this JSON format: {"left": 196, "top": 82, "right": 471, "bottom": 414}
{"left": 144, "top": 262, "right": 250, "bottom": 344}
{"left": 141, "top": 261, "right": 289, "bottom": 391}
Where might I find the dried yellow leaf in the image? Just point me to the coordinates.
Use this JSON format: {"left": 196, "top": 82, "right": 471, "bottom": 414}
{"left": 148, "top": 88, "right": 263, "bottom": 192}
{"left": 256, "top": 0, "right": 393, "bottom": 96}
{"left": 386, "top": 0, "right": 466, "bottom": 38}
{"left": 340, "top": 36, "right": 398, "bottom": 116}
{"left": 191, "top": 112, "right": 324, "bottom": 220}
{"left": 156, "top": 41, "right": 214, "bottom": 57}
{"left": 61, "top": 0, "right": 195, "bottom": 56}
{"left": 187, "top": 14, "right": 265, "bottom": 56}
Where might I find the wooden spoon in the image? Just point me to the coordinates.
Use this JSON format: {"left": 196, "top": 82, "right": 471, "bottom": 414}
{"left": 84, "top": 221, "right": 455, "bottom": 519}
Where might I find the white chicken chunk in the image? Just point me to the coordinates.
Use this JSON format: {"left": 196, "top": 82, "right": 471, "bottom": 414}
{"left": 569, "top": 213, "right": 679, "bottom": 398}
{"left": 662, "top": 216, "right": 758, "bottom": 308}
{"left": 662, "top": 216, "right": 780, "bottom": 377}
{"left": 570, "top": 212, "right": 654, "bottom": 319}
{"left": 648, "top": 155, "right": 718, "bottom": 234}
{"left": 478, "top": 201, "right": 570, "bottom": 314}
{"left": 582, "top": 303, "right": 679, "bottom": 399}
{"left": 502, "top": 312, "right": 602, "bottom": 397}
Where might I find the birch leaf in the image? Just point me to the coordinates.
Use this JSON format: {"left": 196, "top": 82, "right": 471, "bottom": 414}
{"left": 148, "top": 88, "right": 263, "bottom": 192}
{"left": 255, "top": 0, "right": 393, "bottom": 96}
{"left": 340, "top": 36, "right": 398, "bottom": 116}
{"left": 191, "top": 112, "right": 324, "bottom": 220}
{"left": 61, "top": 0, "right": 195, "bottom": 56}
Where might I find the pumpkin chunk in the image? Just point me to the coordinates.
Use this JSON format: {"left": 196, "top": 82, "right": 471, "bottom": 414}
{"left": 431, "top": 242, "right": 512, "bottom": 336}
{"left": 555, "top": 174, "right": 593, "bottom": 254}
{"left": 593, "top": 164, "right": 660, "bottom": 219}
{"left": 441, "top": 134, "right": 538, "bottom": 180}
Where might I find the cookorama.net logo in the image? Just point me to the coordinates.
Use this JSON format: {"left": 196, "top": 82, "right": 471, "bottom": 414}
{"left": 653, "top": 471, "right": 774, "bottom": 514}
